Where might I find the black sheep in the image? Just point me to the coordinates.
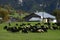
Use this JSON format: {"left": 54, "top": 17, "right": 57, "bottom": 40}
{"left": 22, "top": 27, "right": 28, "bottom": 33}
{"left": 4, "top": 26, "right": 8, "bottom": 30}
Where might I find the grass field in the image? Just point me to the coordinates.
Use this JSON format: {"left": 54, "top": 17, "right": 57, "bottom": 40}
{"left": 0, "top": 22, "right": 60, "bottom": 40}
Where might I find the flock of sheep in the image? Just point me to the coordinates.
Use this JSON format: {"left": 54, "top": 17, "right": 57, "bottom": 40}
{"left": 3, "top": 23, "right": 59, "bottom": 33}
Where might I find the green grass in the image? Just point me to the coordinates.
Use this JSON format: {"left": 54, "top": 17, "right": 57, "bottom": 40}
{"left": 0, "top": 22, "right": 60, "bottom": 40}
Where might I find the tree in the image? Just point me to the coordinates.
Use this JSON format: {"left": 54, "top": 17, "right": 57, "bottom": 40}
{"left": 0, "top": 8, "right": 9, "bottom": 21}
{"left": 52, "top": 9, "right": 60, "bottom": 23}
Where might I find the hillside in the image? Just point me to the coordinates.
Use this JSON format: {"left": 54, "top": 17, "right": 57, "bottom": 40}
{"left": 0, "top": 0, "right": 60, "bottom": 13}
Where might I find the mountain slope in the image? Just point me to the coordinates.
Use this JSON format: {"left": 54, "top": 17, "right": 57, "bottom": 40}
{"left": 0, "top": 0, "right": 60, "bottom": 13}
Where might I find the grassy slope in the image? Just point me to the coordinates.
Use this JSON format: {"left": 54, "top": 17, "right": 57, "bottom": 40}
{"left": 0, "top": 22, "right": 60, "bottom": 40}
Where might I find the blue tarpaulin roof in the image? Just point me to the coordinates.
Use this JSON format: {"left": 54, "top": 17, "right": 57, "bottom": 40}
{"left": 35, "top": 12, "right": 56, "bottom": 18}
